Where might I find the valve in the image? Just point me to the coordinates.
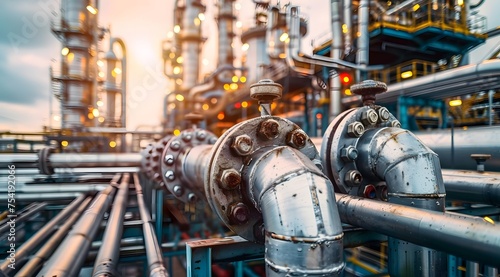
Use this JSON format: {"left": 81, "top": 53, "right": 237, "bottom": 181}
{"left": 249, "top": 79, "right": 282, "bottom": 116}
{"left": 351, "top": 79, "right": 387, "bottom": 106}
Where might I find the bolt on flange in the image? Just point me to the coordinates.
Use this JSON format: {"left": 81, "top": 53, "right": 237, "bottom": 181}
{"left": 219, "top": 168, "right": 241, "bottom": 189}
{"left": 377, "top": 107, "right": 391, "bottom": 122}
{"left": 341, "top": 146, "right": 358, "bottom": 162}
{"left": 361, "top": 109, "right": 379, "bottom": 126}
{"left": 228, "top": 202, "right": 250, "bottom": 225}
{"left": 345, "top": 170, "right": 363, "bottom": 186}
{"left": 258, "top": 119, "right": 280, "bottom": 140}
{"left": 347, "top": 122, "right": 365, "bottom": 138}
{"left": 231, "top": 135, "right": 253, "bottom": 156}
{"left": 286, "top": 129, "right": 308, "bottom": 149}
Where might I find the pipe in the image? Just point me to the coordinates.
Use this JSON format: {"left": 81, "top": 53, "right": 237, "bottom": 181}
{"left": 0, "top": 202, "right": 47, "bottom": 235}
{"left": 133, "top": 174, "right": 169, "bottom": 277}
{"left": 181, "top": 144, "right": 212, "bottom": 197}
{"left": 0, "top": 195, "right": 86, "bottom": 274}
{"left": 92, "top": 174, "right": 130, "bottom": 277}
{"left": 329, "top": 0, "right": 342, "bottom": 121}
{"left": 336, "top": 193, "right": 500, "bottom": 267}
{"left": 356, "top": 0, "right": 369, "bottom": 76}
{"left": 441, "top": 169, "right": 500, "bottom": 205}
{"left": 355, "top": 127, "right": 447, "bottom": 276}
{"left": 247, "top": 146, "right": 344, "bottom": 276}
{"left": 37, "top": 174, "right": 120, "bottom": 276}
{"left": 343, "top": 0, "right": 352, "bottom": 56}
{"left": 14, "top": 197, "right": 93, "bottom": 277}
{"left": 48, "top": 153, "right": 141, "bottom": 168}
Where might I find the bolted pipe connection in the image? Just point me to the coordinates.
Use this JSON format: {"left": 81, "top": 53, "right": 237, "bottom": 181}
{"left": 250, "top": 79, "right": 282, "bottom": 116}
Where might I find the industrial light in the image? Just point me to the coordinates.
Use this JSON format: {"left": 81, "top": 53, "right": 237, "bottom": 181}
{"left": 241, "top": 101, "right": 248, "bottom": 108}
{"left": 173, "top": 66, "right": 181, "bottom": 75}
{"left": 217, "top": 112, "right": 225, "bottom": 120}
{"left": 229, "top": 83, "right": 238, "bottom": 90}
{"left": 176, "top": 56, "right": 183, "bottom": 64}
{"left": 174, "top": 25, "right": 181, "bottom": 33}
{"left": 98, "top": 117, "right": 105, "bottom": 123}
{"left": 449, "top": 99, "right": 462, "bottom": 106}
{"left": 97, "top": 60, "right": 104, "bottom": 67}
{"left": 88, "top": 112, "right": 94, "bottom": 119}
{"left": 109, "top": 141, "right": 117, "bottom": 148}
{"left": 86, "top": 5, "right": 98, "bottom": 15}
{"left": 169, "top": 52, "right": 176, "bottom": 59}
{"left": 342, "top": 24, "right": 348, "bottom": 34}
{"left": 61, "top": 47, "right": 69, "bottom": 56}
{"left": 175, "top": 94, "right": 185, "bottom": 102}
{"left": 98, "top": 71, "right": 105, "bottom": 78}
{"left": 232, "top": 76, "right": 238, "bottom": 83}
{"left": 457, "top": 0, "right": 464, "bottom": 6}
{"left": 279, "top": 53, "right": 287, "bottom": 59}
{"left": 194, "top": 18, "right": 201, "bottom": 26}
{"left": 236, "top": 21, "right": 242, "bottom": 28}
{"left": 241, "top": 43, "right": 249, "bottom": 51}
{"left": 67, "top": 52, "right": 75, "bottom": 63}
{"left": 53, "top": 115, "right": 60, "bottom": 121}
{"left": 344, "top": 89, "right": 352, "bottom": 96}
{"left": 240, "top": 76, "right": 247, "bottom": 83}
{"left": 61, "top": 141, "right": 69, "bottom": 147}
{"left": 92, "top": 108, "right": 100, "bottom": 117}
{"left": 340, "top": 73, "right": 352, "bottom": 84}
{"left": 210, "top": 98, "right": 218, "bottom": 104}
{"left": 401, "top": 71, "right": 413, "bottom": 79}
{"left": 113, "top": 67, "right": 122, "bottom": 75}
{"left": 279, "top": 33, "right": 289, "bottom": 42}
{"left": 413, "top": 4, "right": 420, "bottom": 11}
{"left": 202, "top": 104, "right": 209, "bottom": 110}
{"left": 173, "top": 129, "right": 181, "bottom": 136}
{"left": 198, "top": 13, "right": 205, "bottom": 21}
{"left": 223, "top": 84, "right": 230, "bottom": 91}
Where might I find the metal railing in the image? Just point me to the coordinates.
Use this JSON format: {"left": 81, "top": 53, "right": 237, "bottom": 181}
{"left": 368, "top": 59, "right": 437, "bottom": 84}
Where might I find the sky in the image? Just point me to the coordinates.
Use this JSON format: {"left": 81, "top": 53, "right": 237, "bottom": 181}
{"left": 0, "top": 0, "right": 498, "bottom": 133}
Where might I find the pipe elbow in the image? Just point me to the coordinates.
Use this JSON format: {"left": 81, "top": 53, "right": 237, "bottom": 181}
{"left": 248, "top": 146, "right": 344, "bottom": 276}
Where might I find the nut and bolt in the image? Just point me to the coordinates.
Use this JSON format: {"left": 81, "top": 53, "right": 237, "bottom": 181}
{"left": 164, "top": 154, "right": 174, "bottom": 165}
{"left": 363, "top": 184, "right": 377, "bottom": 199}
{"left": 345, "top": 170, "right": 363, "bottom": 186}
{"left": 347, "top": 121, "right": 365, "bottom": 138}
{"left": 231, "top": 135, "right": 253, "bottom": 156}
{"left": 181, "top": 132, "right": 193, "bottom": 142}
{"left": 173, "top": 185, "right": 184, "bottom": 197}
{"left": 196, "top": 131, "right": 206, "bottom": 141}
{"left": 391, "top": 120, "right": 401, "bottom": 128}
{"left": 376, "top": 185, "right": 388, "bottom": 201}
{"left": 377, "top": 107, "right": 391, "bottom": 122}
{"left": 361, "top": 109, "right": 379, "bottom": 126}
{"left": 165, "top": 170, "right": 175, "bottom": 181}
{"left": 259, "top": 119, "right": 280, "bottom": 140}
{"left": 170, "top": 140, "right": 181, "bottom": 151}
{"left": 228, "top": 202, "right": 250, "bottom": 224}
{"left": 187, "top": 193, "right": 197, "bottom": 203}
{"left": 219, "top": 168, "right": 242, "bottom": 189}
{"left": 341, "top": 146, "right": 358, "bottom": 162}
{"left": 286, "top": 129, "right": 308, "bottom": 149}
{"left": 209, "top": 137, "right": 218, "bottom": 144}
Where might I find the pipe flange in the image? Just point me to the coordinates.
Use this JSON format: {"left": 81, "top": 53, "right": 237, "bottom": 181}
{"left": 143, "top": 135, "right": 172, "bottom": 188}
{"left": 38, "top": 147, "right": 55, "bottom": 175}
{"left": 205, "top": 116, "right": 320, "bottom": 242}
{"left": 161, "top": 129, "right": 217, "bottom": 203}
{"left": 321, "top": 105, "right": 398, "bottom": 198}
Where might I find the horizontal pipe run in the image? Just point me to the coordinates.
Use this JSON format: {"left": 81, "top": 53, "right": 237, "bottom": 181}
{"left": 336, "top": 193, "right": 500, "bottom": 267}
{"left": 14, "top": 197, "right": 93, "bottom": 277}
{"left": 37, "top": 174, "right": 121, "bottom": 276}
{"left": 442, "top": 169, "right": 500, "bottom": 205}
{"left": 0, "top": 195, "right": 86, "bottom": 274}
{"left": 93, "top": 174, "right": 130, "bottom": 277}
{"left": 0, "top": 193, "right": 84, "bottom": 202}
{"left": 133, "top": 174, "right": 169, "bottom": 277}
{"left": 0, "top": 202, "right": 47, "bottom": 235}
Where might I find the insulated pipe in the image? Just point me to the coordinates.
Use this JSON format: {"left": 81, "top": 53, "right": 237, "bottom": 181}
{"left": 133, "top": 174, "right": 169, "bottom": 277}
{"left": 0, "top": 195, "right": 86, "bottom": 275}
{"left": 14, "top": 197, "right": 93, "bottom": 277}
{"left": 248, "top": 146, "right": 344, "bottom": 276}
{"left": 92, "top": 174, "right": 130, "bottom": 277}
{"left": 336, "top": 193, "right": 500, "bottom": 267}
{"left": 37, "top": 174, "right": 120, "bottom": 276}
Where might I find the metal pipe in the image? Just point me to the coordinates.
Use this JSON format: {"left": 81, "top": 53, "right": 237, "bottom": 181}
{"left": 37, "top": 174, "right": 120, "bottom": 276}
{"left": 49, "top": 153, "right": 141, "bottom": 168}
{"left": 92, "top": 173, "right": 130, "bottom": 277}
{"left": 14, "top": 197, "right": 93, "bottom": 277}
{"left": 133, "top": 174, "right": 169, "bottom": 277}
{"left": 343, "top": 0, "right": 352, "bottom": 56}
{"left": 0, "top": 193, "right": 84, "bottom": 202}
{"left": 0, "top": 202, "right": 47, "bottom": 235}
{"left": 442, "top": 169, "right": 500, "bottom": 205}
{"left": 0, "top": 195, "right": 85, "bottom": 274}
{"left": 248, "top": 146, "right": 344, "bottom": 276}
{"left": 336, "top": 193, "right": 500, "bottom": 267}
{"left": 356, "top": 0, "right": 369, "bottom": 77}
{"left": 182, "top": 144, "right": 212, "bottom": 197}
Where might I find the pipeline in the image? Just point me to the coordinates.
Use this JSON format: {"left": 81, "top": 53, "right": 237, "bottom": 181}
{"left": 336, "top": 193, "right": 500, "bottom": 267}
{"left": 37, "top": 174, "right": 121, "bottom": 276}
{"left": 133, "top": 174, "right": 169, "bottom": 277}
{"left": 92, "top": 174, "right": 130, "bottom": 277}
{"left": 15, "top": 196, "right": 93, "bottom": 277}
{"left": 0, "top": 202, "right": 47, "bottom": 235}
{"left": 442, "top": 169, "right": 500, "bottom": 205}
{"left": 0, "top": 195, "right": 86, "bottom": 275}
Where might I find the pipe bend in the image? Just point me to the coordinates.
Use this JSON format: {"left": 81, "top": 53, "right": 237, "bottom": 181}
{"left": 248, "top": 146, "right": 344, "bottom": 276}
{"left": 357, "top": 127, "right": 446, "bottom": 198}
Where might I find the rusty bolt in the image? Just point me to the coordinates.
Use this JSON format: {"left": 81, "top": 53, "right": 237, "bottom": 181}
{"left": 165, "top": 170, "right": 175, "bottom": 181}
{"left": 181, "top": 132, "right": 192, "bottom": 142}
{"left": 286, "top": 129, "right": 308, "bottom": 149}
{"left": 259, "top": 119, "right": 280, "bottom": 140}
{"left": 164, "top": 154, "right": 174, "bottom": 165}
{"left": 345, "top": 170, "right": 363, "bottom": 186}
{"left": 170, "top": 140, "right": 181, "bottom": 151}
{"left": 376, "top": 185, "right": 388, "bottom": 201}
{"left": 231, "top": 135, "right": 253, "bottom": 156}
{"left": 341, "top": 146, "right": 358, "bottom": 162}
{"left": 228, "top": 202, "right": 250, "bottom": 225}
{"left": 173, "top": 185, "right": 184, "bottom": 196}
{"left": 377, "top": 107, "right": 391, "bottom": 122}
{"left": 361, "top": 109, "right": 379, "bottom": 126}
{"left": 347, "top": 122, "right": 365, "bottom": 138}
{"left": 187, "top": 193, "right": 197, "bottom": 202}
{"left": 391, "top": 120, "right": 401, "bottom": 128}
{"left": 363, "top": 184, "right": 377, "bottom": 199}
{"left": 220, "top": 168, "right": 241, "bottom": 189}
